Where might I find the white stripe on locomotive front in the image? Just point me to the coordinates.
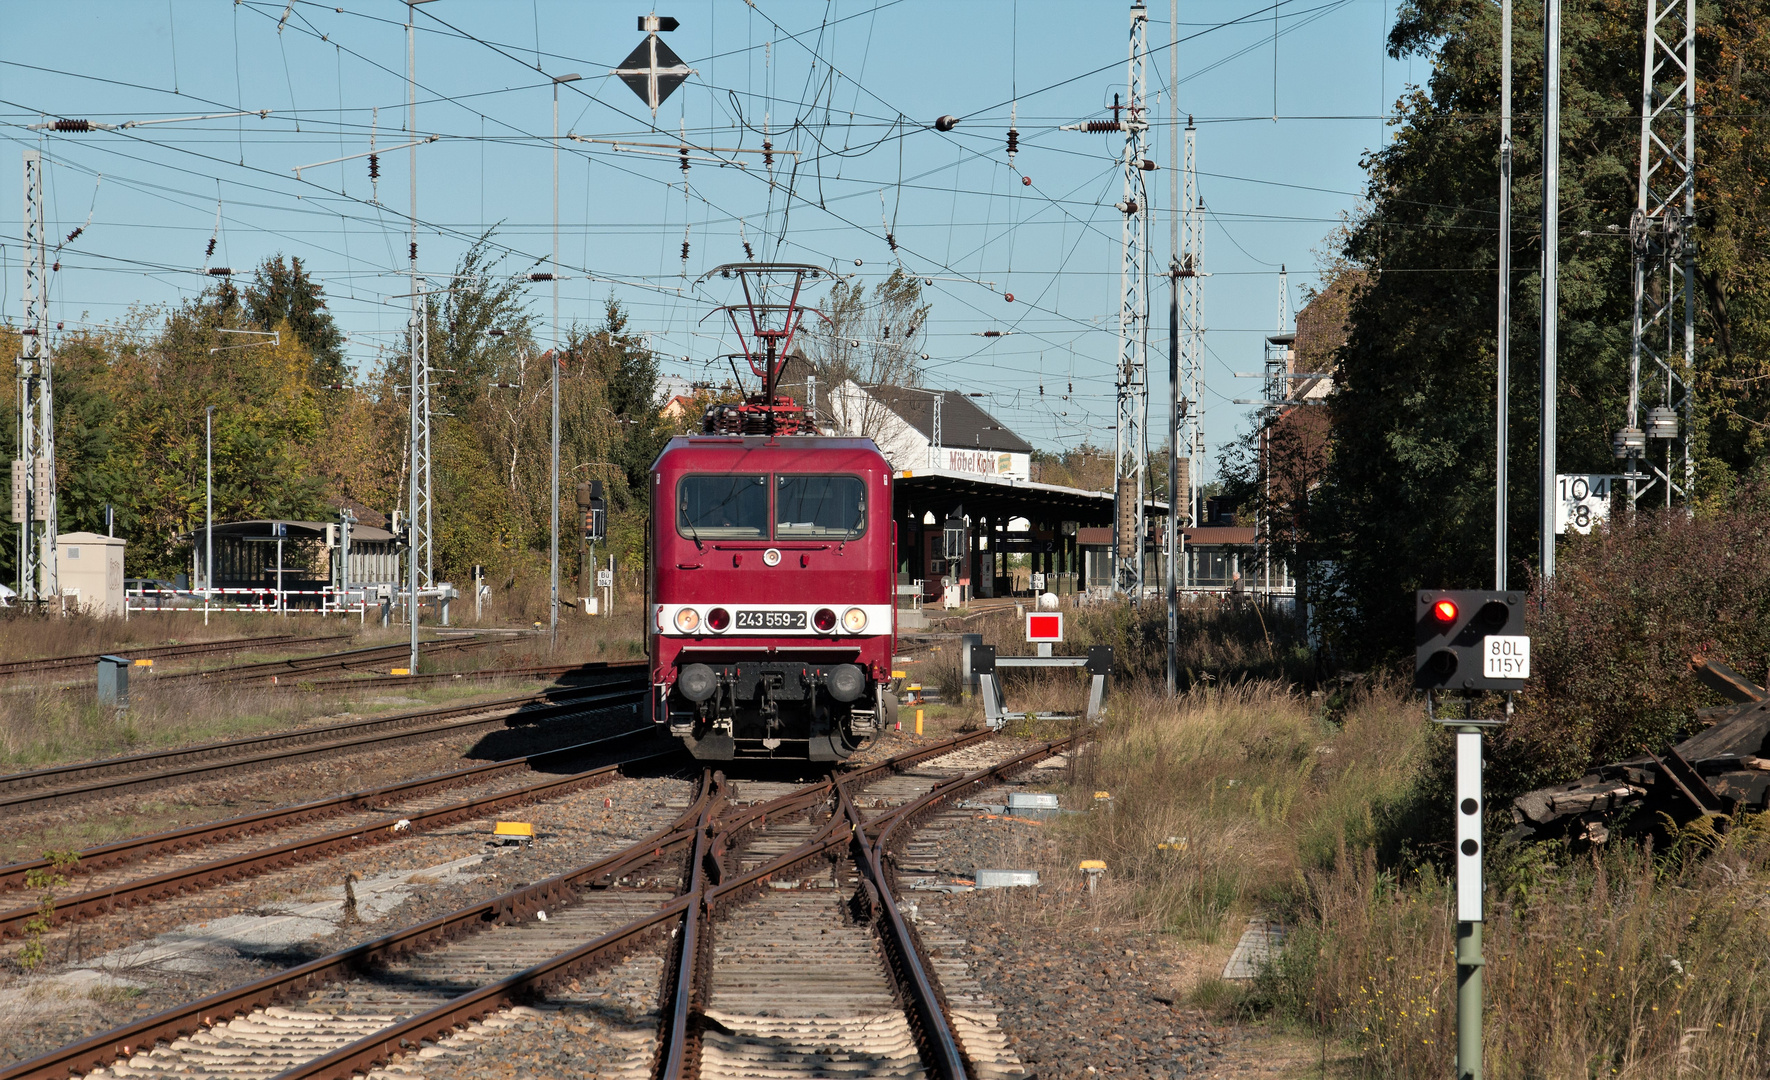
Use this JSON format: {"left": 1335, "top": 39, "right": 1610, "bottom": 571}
{"left": 654, "top": 603, "right": 894, "bottom": 636}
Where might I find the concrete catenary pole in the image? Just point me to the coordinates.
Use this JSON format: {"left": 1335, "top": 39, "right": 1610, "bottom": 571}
{"left": 1539, "top": 0, "right": 1561, "bottom": 584}
{"left": 1495, "top": 0, "right": 1513, "bottom": 592}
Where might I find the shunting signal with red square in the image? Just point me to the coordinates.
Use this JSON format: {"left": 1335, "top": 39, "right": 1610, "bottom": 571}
{"left": 1026, "top": 612, "right": 1064, "bottom": 643}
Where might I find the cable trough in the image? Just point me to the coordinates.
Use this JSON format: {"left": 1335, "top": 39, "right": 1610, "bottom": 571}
{"left": 1, "top": 731, "right": 1074, "bottom": 1080}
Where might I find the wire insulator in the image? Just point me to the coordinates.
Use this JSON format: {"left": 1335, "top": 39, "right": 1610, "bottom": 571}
{"left": 205, "top": 238, "right": 217, "bottom": 258}
{"left": 64, "top": 227, "right": 83, "bottom": 244}
{"left": 409, "top": 242, "right": 418, "bottom": 261}
{"left": 53, "top": 119, "right": 91, "bottom": 133}
{"left": 681, "top": 240, "right": 690, "bottom": 260}
{"left": 679, "top": 146, "right": 690, "bottom": 174}
{"left": 886, "top": 232, "right": 897, "bottom": 252}
{"left": 1082, "top": 121, "right": 1121, "bottom": 133}
{"left": 1006, "top": 127, "right": 1019, "bottom": 156}
{"left": 743, "top": 241, "right": 755, "bottom": 259}
{"left": 762, "top": 140, "right": 774, "bottom": 167}
{"left": 368, "top": 153, "right": 380, "bottom": 180}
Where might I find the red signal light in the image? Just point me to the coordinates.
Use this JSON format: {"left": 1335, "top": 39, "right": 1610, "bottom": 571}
{"left": 1432, "top": 599, "right": 1459, "bottom": 625}
{"left": 706, "top": 607, "right": 730, "bottom": 632}
{"left": 814, "top": 608, "right": 837, "bottom": 633}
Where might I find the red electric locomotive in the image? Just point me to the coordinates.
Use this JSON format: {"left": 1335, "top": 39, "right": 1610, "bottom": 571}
{"left": 646, "top": 263, "right": 897, "bottom": 761}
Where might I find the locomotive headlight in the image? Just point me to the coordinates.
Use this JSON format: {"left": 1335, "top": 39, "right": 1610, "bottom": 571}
{"left": 842, "top": 606, "right": 869, "bottom": 633}
{"left": 673, "top": 607, "right": 701, "bottom": 633}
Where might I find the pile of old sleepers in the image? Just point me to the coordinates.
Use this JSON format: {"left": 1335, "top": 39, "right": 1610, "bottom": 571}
{"left": 1510, "top": 655, "right": 1770, "bottom": 844}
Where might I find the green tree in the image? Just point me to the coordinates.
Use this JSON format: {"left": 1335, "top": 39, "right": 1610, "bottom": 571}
{"left": 244, "top": 256, "right": 346, "bottom": 386}
{"left": 1313, "top": 0, "right": 1646, "bottom": 665}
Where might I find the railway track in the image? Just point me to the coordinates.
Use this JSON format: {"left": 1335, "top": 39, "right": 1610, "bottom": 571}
{"left": 271, "top": 661, "right": 636, "bottom": 693}
{"left": 152, "top": 634, "right": 516, "bottom": 686}
{"left": 0, "top": 663, "right": 646, "bottom": 814}
{"left": 0, "top": 712, "right": 667, "bottom": 941}
{"left": 1, "top": 730, "right": 1072, "bottom": 1080}
{"left": 0, "top": 634, "right": 352, "bottom": 682}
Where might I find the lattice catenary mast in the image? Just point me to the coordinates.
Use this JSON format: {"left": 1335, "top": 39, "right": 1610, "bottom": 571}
{"left": 1618, "top": 0, "right": 1695, "bottom": 507}
{"left": 1066, "top": 2, "right": 1152, "bottom": 599}
{"left": 13, "top": 150, "right": 56, "bottom": 603}
{"left": 1179, "top": 121, "right": 1204, "bottom": 535}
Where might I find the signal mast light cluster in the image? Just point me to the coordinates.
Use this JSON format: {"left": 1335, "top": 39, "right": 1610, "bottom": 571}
{"left": 1414, "top": 590, "right": 1529, "bottom": 691}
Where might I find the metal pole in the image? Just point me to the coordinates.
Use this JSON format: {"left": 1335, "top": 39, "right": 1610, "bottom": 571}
{"left": 1165, "top": 0, "right": 1180, "bottom": 696}
{"left": 1496, "top": 0, "right": 1512, "bottom": 592}
{"left": 205, "top": 406, "right": 214, "bottom": 600}
{"left": 1539, "top": 0, "right": 1560, "bottom": 582}
{"left": 550, "top": 78, "right": 564, "bottom": 646}
{"left": 1680, "top": 0, "right": 1696, "bottom": 502}
{"left": 276, "top": 535, "right": 284, "bottom": 617}
{"left": 1166, "top": 266, "right": 1180, "bottom": 697}
{"left": 406, "top": 1, "right": 421, "bottom": 670}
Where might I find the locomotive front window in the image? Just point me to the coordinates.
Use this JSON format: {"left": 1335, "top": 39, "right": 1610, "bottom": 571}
{"left": 775, "top": 474, "right": 867, "bottom": 539}
{"left": 677, "top": 474, "right": 769, "bottom": 539}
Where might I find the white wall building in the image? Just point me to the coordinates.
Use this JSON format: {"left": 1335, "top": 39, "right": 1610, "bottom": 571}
{"left": 823, "top": 380, "right": 1033, "bottom": 480}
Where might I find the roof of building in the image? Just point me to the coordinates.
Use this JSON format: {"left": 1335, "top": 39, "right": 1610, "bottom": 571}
{"left": 1182, "top": 526, "right": 1258, "bottom": 545}
{"left": 864, "top": 384, "right": 1034, "bottom": 454}
{"left": 206, "top": 519, "right": 397, "bottom": 543}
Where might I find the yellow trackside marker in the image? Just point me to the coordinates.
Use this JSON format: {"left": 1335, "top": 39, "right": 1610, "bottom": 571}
{"left": 891, "top": 670, "right": 907, "bottom": 679}
{"left": 493, "top": 822, "right": 534, "bottom": 838}
{"left": 1079, "top": 860, "right": 1107, "bottom": 871}
{"left": 391, "top": 668, "right": 410, "bottom": 676}
{"left": 132, "top": 658, "right": 154, "bottom": 667}
{"left": 915, "top": 708, "right": 924, "bottom": 735}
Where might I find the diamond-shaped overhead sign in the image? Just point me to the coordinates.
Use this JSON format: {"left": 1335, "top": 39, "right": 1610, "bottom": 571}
{"left": 614, "top": 29, "right": 693, "bottom": 117}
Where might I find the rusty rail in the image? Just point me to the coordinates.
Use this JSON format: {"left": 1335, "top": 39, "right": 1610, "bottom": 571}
{"left": 152, "top": 634, "right": 509, "bottom": 685}
{"left": 0, "top": 666, "right": 644, "bottom": 812}
{"left": 0, "top": 724, "right": 664, "bottom": 940}
{"left": 4, "top": 732, "right": 1070, "bottom": 1080}
{"left": 0, "top": 633, "right": 350, "bottom": 681}
{"left": 0, "top": 773, "right": 714, "bottom": 1080}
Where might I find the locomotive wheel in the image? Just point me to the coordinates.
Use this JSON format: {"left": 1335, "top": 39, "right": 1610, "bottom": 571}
{"left": 881, "top": 690, "right": 900, "bottom": 730}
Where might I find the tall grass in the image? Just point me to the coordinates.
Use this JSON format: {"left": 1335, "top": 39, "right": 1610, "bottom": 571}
{"left": 1042, "top": 647, "right": 1770, "bottom": 1077}
{"left": 0, "top": 610, "right": 285, "bottom": 662}
{"left": 1272, "top": 822, "right": 1770, "bottom": 1077}
{"left": 1056, "top": 681, "right": 1429, "bottom": 941}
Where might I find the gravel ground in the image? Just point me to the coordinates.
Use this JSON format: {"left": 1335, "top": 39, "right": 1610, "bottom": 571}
{"left": 905, "top": 778, "right": 1242, "bottom": 1080}
{"left": 0, "top": 696, "right": 648, "bottom": 863}
{"left": 0, "top": 769, "right": 693, "bottom": 1068}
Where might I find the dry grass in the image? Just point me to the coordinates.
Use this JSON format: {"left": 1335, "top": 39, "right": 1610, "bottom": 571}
{"left": 1018, "top": 635, "right": 1770, "bottom": 1077}
{"left": 0, "top": 610, "right": 292, "bottom": 662}
{"left": 0, "top": 669, "right": 588, "bottom": 772}
{"left": 1271, "top": 820, "right": 1770, "bottom": 1077}
{"left": 1046, "top": 681, "right": 1428, "bottom": 944}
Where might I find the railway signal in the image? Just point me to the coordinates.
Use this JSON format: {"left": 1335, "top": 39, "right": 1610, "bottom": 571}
{"left": 1417, "top": 588, "right": 1530, "bottom": 1080}
{"left": 1414, "top": 589, "right": 1527, "bottom": 691}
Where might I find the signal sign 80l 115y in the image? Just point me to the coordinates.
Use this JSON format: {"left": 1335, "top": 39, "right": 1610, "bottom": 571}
{"left": 1415, "top": 590, "right": 1528, "bottom": 691}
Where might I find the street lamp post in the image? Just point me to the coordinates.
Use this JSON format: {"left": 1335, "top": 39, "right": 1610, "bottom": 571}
{"left": 205, "top": 405, "right": 215, "bottom": 621}
{"left": 551, "top": 71, "right": 581, "bottom": 648}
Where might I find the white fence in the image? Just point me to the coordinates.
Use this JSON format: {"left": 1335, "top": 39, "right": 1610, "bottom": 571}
{"left": 126, "top": 586, "right": 369, "bottom": 619}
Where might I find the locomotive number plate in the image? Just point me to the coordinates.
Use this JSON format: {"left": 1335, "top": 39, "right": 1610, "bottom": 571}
{"left": 736, "top": 609, "right": 807, "bottom": 630}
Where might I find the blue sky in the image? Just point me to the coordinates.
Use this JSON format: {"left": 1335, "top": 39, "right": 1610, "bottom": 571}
{"left": 1, "top": 0, "right": 1435, "bottom": 483}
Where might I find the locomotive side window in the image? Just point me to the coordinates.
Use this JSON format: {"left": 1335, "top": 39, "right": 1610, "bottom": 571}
{"left": 775, "top": 475, "right": 867, "bottom": 539}
{"left": 677, "top": 474, "right": 769, "bottom": 539}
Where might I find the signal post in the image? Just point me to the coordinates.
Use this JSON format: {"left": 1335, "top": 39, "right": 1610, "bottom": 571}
{"left": 1415, "top": 590, "right": 1530, "bottom": 1080}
